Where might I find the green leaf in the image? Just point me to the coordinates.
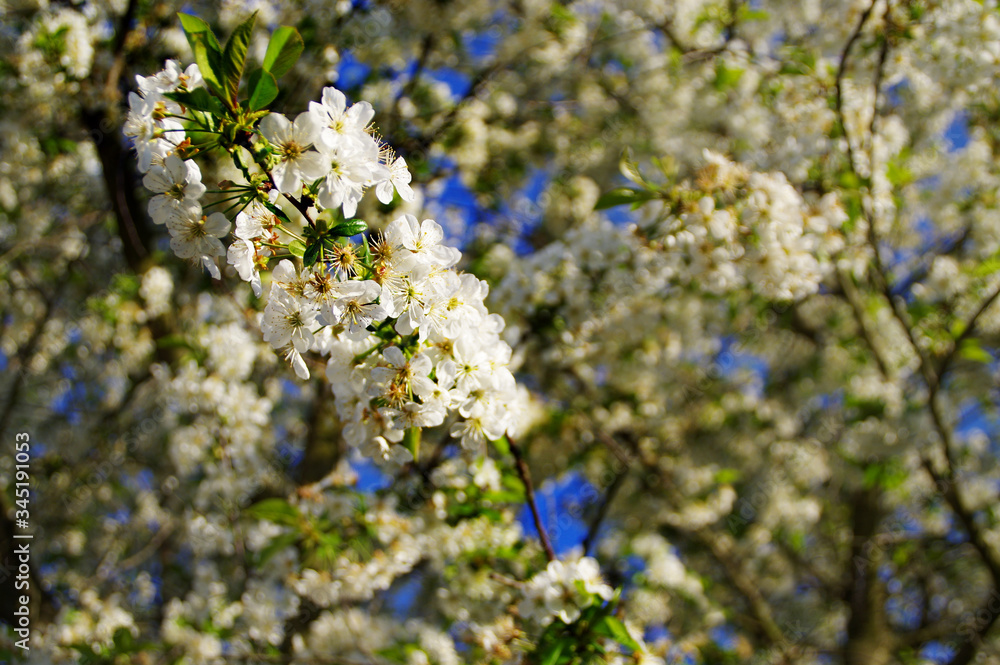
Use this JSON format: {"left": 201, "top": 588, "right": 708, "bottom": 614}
{"left": 222, "top": 11, "right": 258, "bottom": 104}
{"left": 246, "top": 498, "right": 299, "bottom": 525}
{"left": 713, "top": 61, "right": 744, "bottom": 92}
{"left": 838, "top": 170, "right": 863, "bottom": 189}
{"left": 258, "top": 532, "right": 300, "bottom": 565}
{"left": 863, "top": 463, "right": 883, "bottom": 489}
{"left": 539, "top": 639, "right": 567, "bottom": 665}
{"left": 247, "top": 69, "right": 279, "bottom": 111}
{"left": 737, "top": 6, "right": 770, "bottom": 21}
{"left": 315, "top": 208, "right": 338, "bottom": 233}
{"left": 177, "top": 13, "right": 220, "bottom": 50}
{"left": 893, "top": 540, "right": 916, "bottom": 566}
{"left": 491, "top": 434, "right": 511, "bottom": 457}
{"left": 68, "top": 642, "right": 99, "bottom": 659}
{"left": 594, "top": 616, "right": 641, "bottom": 652}
{"left": 971, "top": 249, "right": 1000, "bottom": 278}
{"left": 303, "top": 240, "right": 324, "bottom": 268}
{"left": 959, "top": 338, "right": 993, "bottom": 364}
{"left": 714, "top": 468, "right": 742, "bottom": 484}
{"left": 177, "top": 14, "right": 225, "bottom": 99}
{"left": 886, "top": 159, "right": 913, "bottom": 187}
{"left": 288, "top": 239, "right": 306, "bottom": 258}
{"left": 594, "top": 187, "right": 657, "bottom": 210}
{"left": 263, "top": 26, "right": 304, "bottom": 78}
{"left": 112, "top": 627, "right": 135, "bottom": 652}
{"left": 481, "top": 489, "right": 523, "bottom": 503}
{"left": 262, "top": 200, "right": 292, "bottom": 226}
{"left": 329, "top": 219, "right": 368, "bottom": 238}
{"left": 163, "top": 88, "right": 225, "bottom": 115}
{"left": 189, "top": 32, "right": 226, "bottom": 101}
{"left": 155, "top": 334, "right": 195, "bottom": 352}
{"left": 619, "top": 148, "right": 644, "bottom": 185}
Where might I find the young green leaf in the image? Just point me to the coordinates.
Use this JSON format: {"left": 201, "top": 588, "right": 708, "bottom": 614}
{"left": 263, "top": 26, "right": 304, "bottom": 78}
{"left": 245, "top": 498, "right": 300, "bottom": 526}
{"left": 329, "top": 219, "right": 368, "bottom": 238}
{"left": 713, "top": 61, "right": 744, "bottom": 92}
{"left": 959, "top": 338, "right": 993, "bottom": 364}
{"left": 163, "top": 88, "right": 225, "bottom": 116}
{"left": 594, "top": 615, "right": 641, "bottom": 651}
{"left": 538, "top": 639, "right": 567, "bottom": 665}
{"left": 177, "top": 13, "right": 220, "bottom": 50}
{"left": 594, "top": 187, "right": 657, "bottom": 210}
{"left": 619, "top": 148, "right": 644, "bottom": 185}
{"left": 188, "top": 32, "right": 226, "bottom": 100}
{"left": 258, "top": 532, "right": 300, "bottom": 565}
{"left": 177, "top": 14, "right": 225, "bottom": 99}
{"left": 303, "top": 240, "right": 323, "bottom": 268}
{"left": 288, "top": 240, "right": 306, "bottom": 258}
{"left": 247, "top": 69, "right": 279, "bottom": 111}
{"left": 222, "top": 11, "right": 258, "bottom": 105}
{"left": 315, "top": 207, "right": 340, "bottom": 233}
{"left": 262, "top": 200, "right": 292, "bottom": 226}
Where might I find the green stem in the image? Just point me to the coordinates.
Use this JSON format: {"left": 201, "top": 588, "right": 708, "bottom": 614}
{"left": 277, "top": 225, "right": 304, "bottom": 242}
{"left": 229, "top": 145, "right": 256, "bottom": 184}
{"left": 242, "top": 131, "right": 317, "bottom": 227}
{"left": 507, "top": 435, "right": 556, "bottom": 562}
{"left": 403, "top": 427, "right": 421, "bottom": 462}
{"left": 352, "top": 342, "right": 384, "bottom": 365}
{"left": 203, "top": 195, "right": 245, "bottom": 210}
{"left": 222, "top": 199, "right": 250, "bottom": 216}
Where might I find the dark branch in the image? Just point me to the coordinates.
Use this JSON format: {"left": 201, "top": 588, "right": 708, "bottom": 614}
{"left": 581, "top": 466, "right": 627, "bottom": 555}
{"left": 508, "top": 436, "right": 556, "bottom": 562}
{"left": 834, "top": 0, "right": 878, "bottom": 172}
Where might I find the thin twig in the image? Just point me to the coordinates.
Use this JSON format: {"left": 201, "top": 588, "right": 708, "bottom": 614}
{"left": 507, "top": 436, "right": 556, "bottom": 562}
{"left": 834, "top": 0, "right": 879, "bottom": 172}
{"left": 892, "top": 225, "right": 971, "bottom": 296}
{"left": 115, "top": 520, "right": 176, "bottom": 572}
{"left": 581, "top": 467, "right": 627, "bottom": 555}
{"left": 867, "top": 3, "right": 892, "bottom": 151}
{"left": 0, "top": 277, "right": 65, "bottom": 439}
{"left": 836, "top": 267, "right": 891, "bottom": 378}
{"left": 930, "top": 280, "right": 1000, "bottom": 394}
{"left": 597, "top": 432, "right": 793, "bottom": 659}
{"left": 389, "top": 34, "right": 435, "bottom": 130}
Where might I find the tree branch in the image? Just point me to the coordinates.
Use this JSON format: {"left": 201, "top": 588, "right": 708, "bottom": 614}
{"left": 930, "top": 280, "right": 1000, "bottom": 393}
{"left": 606, "top": 433, "right": 794, "bottom": 658}
{"left": 581, "top": 465, "right": 627, "bottom": 555}
{"left": 836, "top": 267, "right": 891, "bottom": 378}
{"left": 835, "top": 0, "right": 879, "bottom": 173}
{"left": 843, "top": 486, "right": 891, "bottom": 665}
{"left": 508, "top": 436, "right": 556, "bottom": 562}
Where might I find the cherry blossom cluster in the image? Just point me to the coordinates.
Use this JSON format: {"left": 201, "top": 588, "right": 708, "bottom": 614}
{"left": 648, "top": 151, "right": 848, "bottom": 302}
{"left": 124, "top": 61, "right": 229, "bottom": 277}
{"left": 263, "top": 86, "right": 413, "bottom": 216}
{"left": 124, "top": 59, "right": 525, "bottom": 463}
{"left": 124, "top": 61, "right": 413, "bottom": 280}
{"left": 314, "top": 212, "right": 529, "bottom": 460}
{"left": 518, "top": 557, "right": 614, "bottom": 626}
